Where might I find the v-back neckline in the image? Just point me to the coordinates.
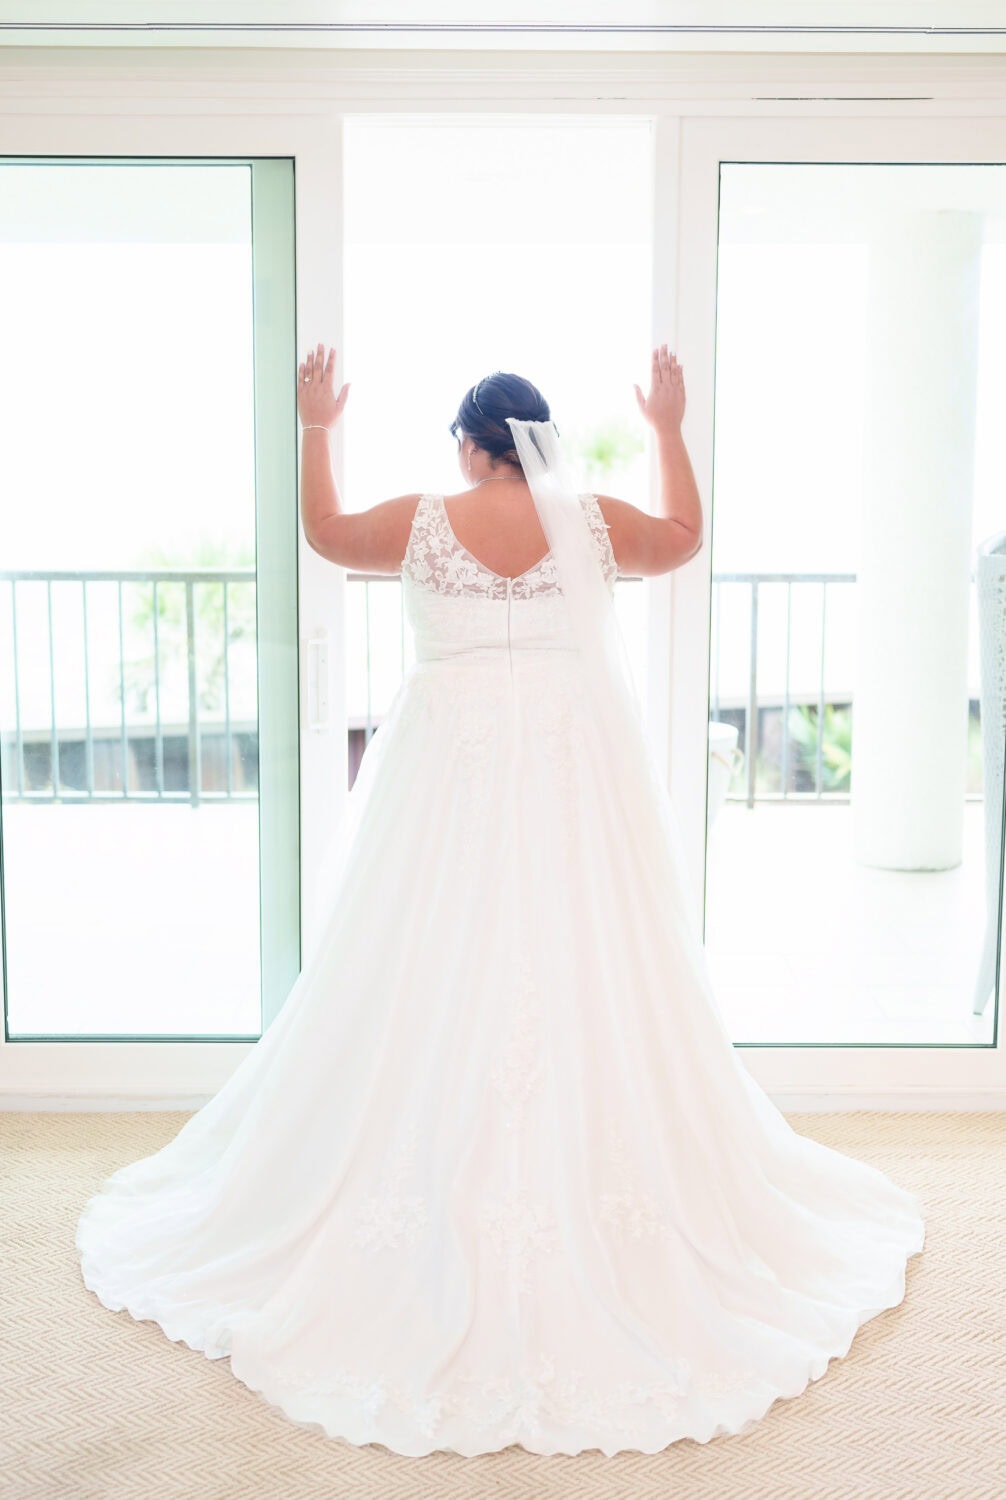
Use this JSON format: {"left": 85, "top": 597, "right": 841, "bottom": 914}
{"left": 436, "top": 493, "right": 552, "bottom": 585}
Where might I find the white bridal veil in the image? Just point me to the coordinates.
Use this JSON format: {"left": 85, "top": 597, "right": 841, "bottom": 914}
{"left": 505, "top": 416, "right": 703, "bottom": 947}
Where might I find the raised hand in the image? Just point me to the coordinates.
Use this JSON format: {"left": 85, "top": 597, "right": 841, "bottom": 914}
{"left": 297, "top": 343, "right": 350, "bottom": 431}
{"left": 633, "top": 344, "right": 685, "bottom": 433}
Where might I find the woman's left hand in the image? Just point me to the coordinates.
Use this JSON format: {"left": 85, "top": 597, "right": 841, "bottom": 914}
{"left": 298, "top": 343, "right": 350, "bottom": 431}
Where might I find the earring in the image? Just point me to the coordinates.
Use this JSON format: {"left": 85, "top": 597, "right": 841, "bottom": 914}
{"left": 467, "top": 452, "right": 472, "bottom": 473}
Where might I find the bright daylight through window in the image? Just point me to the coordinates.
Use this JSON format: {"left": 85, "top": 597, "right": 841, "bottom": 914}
{"left": 340, "top": 118, "right": 653, "bottom": 783}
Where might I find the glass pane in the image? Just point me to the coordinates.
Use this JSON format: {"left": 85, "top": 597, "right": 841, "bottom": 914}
{"left": 342, "top": 118, "right": 653, "bottom": 785}
{"left": 706, "top": 163, "right": 1004, "bottom": 1048}
{"left": 0, "top": 160, "right": 298, "bottom": 1040}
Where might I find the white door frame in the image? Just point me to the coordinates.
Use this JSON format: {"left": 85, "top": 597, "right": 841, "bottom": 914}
{"left": 1, "top": 76, "right": 1003, "bottom": 1107}
{"left": 674, "top": 113, "right": 1006, "bottom": 1107}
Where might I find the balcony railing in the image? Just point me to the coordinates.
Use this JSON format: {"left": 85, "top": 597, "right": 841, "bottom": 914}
{"left": 712, "top": 570, "right": 858, "bottom": 807}
{"left": 0, "top": 568, "right": 258, "bottom": 807}
{"left": 6, "top": 565, "right": 974, "bottom": 809}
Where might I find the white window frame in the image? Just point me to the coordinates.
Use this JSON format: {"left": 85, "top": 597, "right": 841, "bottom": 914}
{"left": 0, "top": 59, "right": 1003, "bottom": 1110}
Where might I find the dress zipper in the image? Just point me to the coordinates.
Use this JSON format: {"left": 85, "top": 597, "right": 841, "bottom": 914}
{"left": 506, "top": 575, "right": 513, "bottom": 685}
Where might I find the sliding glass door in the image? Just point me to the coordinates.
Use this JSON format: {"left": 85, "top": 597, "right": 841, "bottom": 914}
{"left": 4, "top": 100, "right": 1002, "bottom": 1108}
{"left": 0, "top": 157, "right": 299, "bottom": 1043}
{"left": 677, "top": 117, "right": 1006, "bottom": 1100}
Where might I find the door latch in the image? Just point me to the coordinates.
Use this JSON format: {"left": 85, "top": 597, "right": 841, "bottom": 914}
{"left": 306, "top": 632, "right": 330, "bottom": 731}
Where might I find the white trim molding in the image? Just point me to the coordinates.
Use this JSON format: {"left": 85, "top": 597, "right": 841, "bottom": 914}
{"left": 5, "top": 2, "right": 1006, "bottom": 55}
{"left": 5, "top": 49, "right": 1006, "bottom": 107}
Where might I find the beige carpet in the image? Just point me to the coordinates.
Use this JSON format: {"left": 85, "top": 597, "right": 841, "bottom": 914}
{"left": 2, "top": 1109, "right": 1004, "bottom": 1500}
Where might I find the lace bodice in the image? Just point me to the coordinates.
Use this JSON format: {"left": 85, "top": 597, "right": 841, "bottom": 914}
{"left": 400, "top": 491, "right": 618, "bottom": 666}
{"left": 403, "top": 491, "right": 617, "bottom": 600}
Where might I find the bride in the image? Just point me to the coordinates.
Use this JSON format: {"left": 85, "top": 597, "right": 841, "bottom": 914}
{"left": 76, "top": 343, "right": 925, "bottom": 1459}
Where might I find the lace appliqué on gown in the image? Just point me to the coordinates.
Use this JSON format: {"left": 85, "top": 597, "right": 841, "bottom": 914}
{"left": 452, "top": 1353, "right": 696, "bottom": 1444}
{"left": 351, "top": 1121, "right": 428, "bottom": 1254}
{"left": 452, "top": 688, "right": 500, "bottom": 784}
{"left": 279, "top": 1359, "right": 698, "bottom": 1449}
{"left": 595, "top": 1120, "right": 769, "bottom": 1399}
{"left": 284, "top": 1352, "right": 709, "bottom": 1446}
{"left": 489, "top": 961, "right": 546, "bottom": 1129}
{"left": 532, "top": 677, "right": 586, "bottom": 788}
{"left": 483, "top": 961, "right": 554, "bottom": 1295}
{"left": 478, "top": 1194, "right": 558, "bottom": 1297}
{"left": 599, "top": 1120, "right": 677, "bottom": 1244}
{"left": 402, "top": 491, "right": 618, "bottom": 599}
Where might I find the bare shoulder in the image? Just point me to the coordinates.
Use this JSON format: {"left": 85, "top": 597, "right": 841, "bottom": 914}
{"left": 587, "top": 492, "right": 702, "bottom": 577}
{"left": 304, "top": 492, "right": 426, "bottom": 573}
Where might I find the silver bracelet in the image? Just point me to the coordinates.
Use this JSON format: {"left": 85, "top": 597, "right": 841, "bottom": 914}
{"left": 302, "top": 425, "right": 331, "bottom": 434}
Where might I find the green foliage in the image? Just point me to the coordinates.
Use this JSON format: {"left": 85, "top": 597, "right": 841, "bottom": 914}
{"left": 566, "top": 417, "right": 645, "bottom": 487}
{"left": 139, "top": 529, "right": 255, "bottom": 574}
{"left": 786, "top": 702, "right": 852, "bottom": 792}
{"left": 121, "top": 530, "right": 256, "bottom": 716}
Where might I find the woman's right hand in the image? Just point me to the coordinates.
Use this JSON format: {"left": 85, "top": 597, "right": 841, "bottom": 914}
{"left": 633, "top": 344, "right": 686, "bottom": 433}
{"left": 298, "top": 343, "right": 350, "bottom": 432}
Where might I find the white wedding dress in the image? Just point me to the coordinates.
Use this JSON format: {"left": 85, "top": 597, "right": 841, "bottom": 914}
{"left": 76, "top": 490, "right": 926, "bottom": 1458}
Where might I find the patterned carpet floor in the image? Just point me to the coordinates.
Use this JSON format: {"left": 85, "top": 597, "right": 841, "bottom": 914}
{"left": 1, "top": 1108, "right": 1004, "bottom": 1500}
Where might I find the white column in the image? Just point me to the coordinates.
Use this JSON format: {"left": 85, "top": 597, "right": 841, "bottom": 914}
{"left": 853, "top": 209, "right": 982, "bottom": 870}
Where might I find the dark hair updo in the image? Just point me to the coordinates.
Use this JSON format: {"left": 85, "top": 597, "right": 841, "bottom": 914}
{"left": 449, "top": 371, "right": 553, "bottom": 467}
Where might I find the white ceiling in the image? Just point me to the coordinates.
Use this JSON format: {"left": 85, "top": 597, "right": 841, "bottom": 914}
{"left": 4, "top": 2, "right": 1006, "bottom": 54}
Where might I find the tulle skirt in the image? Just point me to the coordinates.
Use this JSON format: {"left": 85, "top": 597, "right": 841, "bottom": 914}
{"left": 76, "top": 650, "right": 925, "bottom": 1457}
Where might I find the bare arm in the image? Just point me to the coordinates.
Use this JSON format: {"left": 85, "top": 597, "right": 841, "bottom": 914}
{"left": 297, "top": 343, "right": 348, "bottom": 539}
{"left": 296, "top": 343, "right": 420, "bottom": 572}
{"left": 599, "top": 344, "right": 704, "bottom": 577}
{"left": 655, "top": 425, "right": 702, "bottom": 542}
{"left": 301, "top": 426, "right": 342, "bottom": 537}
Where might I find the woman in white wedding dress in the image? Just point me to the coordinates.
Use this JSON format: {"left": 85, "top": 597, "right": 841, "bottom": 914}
{"left": 76, "top": 344, "right": 925, "bottom": 1459}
